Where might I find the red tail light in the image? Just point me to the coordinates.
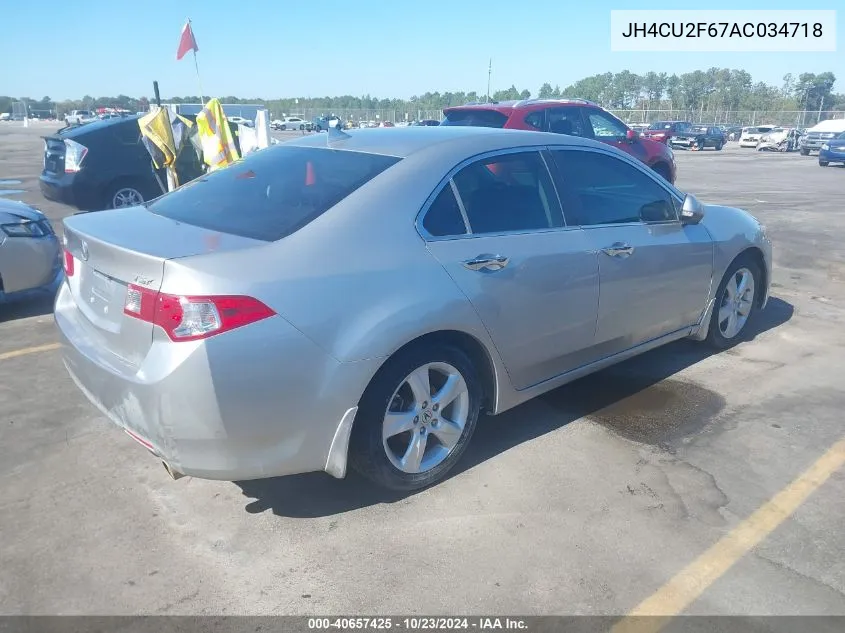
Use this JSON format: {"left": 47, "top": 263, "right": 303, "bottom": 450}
{"left": 63, "top": 248, "right": 75, "bottom": 276}
{"left": 123, "top": 284, "right": 275, "bottom": 341}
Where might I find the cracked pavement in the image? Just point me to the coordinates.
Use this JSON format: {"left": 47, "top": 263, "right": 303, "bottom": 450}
{"left": 1, "top": 126, "right": 844, "bottom": 615}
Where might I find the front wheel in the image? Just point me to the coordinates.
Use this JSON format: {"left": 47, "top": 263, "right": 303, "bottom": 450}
{"left": 800, "top": 148, "right": 810, "bottom": 156}
{"left": 349, "top": 345, "right": 481, "bottom": 491}
{"left": 705, "top": 256, "right": 762, "bottom": 350}
{"left": 819, "top": 160, "right": 830, "bottom": 167}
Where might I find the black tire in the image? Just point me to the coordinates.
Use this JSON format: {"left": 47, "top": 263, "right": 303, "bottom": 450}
{"left": 280, "top": 124, "right": 287, "bottom": 131}
{"left": 299, "top": 124, "right": 305, "bottom": 130}
{"left": 800, "top": 148, "right": 810, "bottom": 156}
{"left": 349, "top": 344, "right": 482, "bottom": 491}
{"left": 715, "top": 142, "right": 723, "bottom": 151}
{"left": 104, "top": 181, "right": 147, "bottom": 210}
{"left": 705, "top": 254, "right": 762, "bottom": 350}
{"left": 819, "top": 160, "right": 829, "bottom": 167}
{"left": 315, "top": 125, "right": 322, "bottom": 132}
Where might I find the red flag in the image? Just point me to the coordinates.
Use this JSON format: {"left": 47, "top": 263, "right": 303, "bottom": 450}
{"left": 176, "top": 21, "right": 198, "bottom": 60}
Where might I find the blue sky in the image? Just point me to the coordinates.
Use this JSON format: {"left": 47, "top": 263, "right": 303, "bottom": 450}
{"left": 3, "top": 0, "right": 842, "bottom": 100}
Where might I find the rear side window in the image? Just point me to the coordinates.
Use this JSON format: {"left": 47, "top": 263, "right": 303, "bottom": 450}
{"left": 452, "top": 151, "right": 563, "bottom": 234}
{"left": 440, "top": 110, "right": 508, "bottom": 128}
{"left": 423, "top": 185, "right": 467, "bottom": 237}
{"left": 148, "top": 146, "right": 400, "bottom": 241}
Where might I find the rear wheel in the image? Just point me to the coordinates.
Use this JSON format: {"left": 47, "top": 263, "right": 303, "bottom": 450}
{"left": 105, "top": 182, "right": 145, "bottom": 209}
{"left": 800, "top": 148, "right": 810, "bottom": 156}
{"left": 705, "top": 255, "right": 762, "bottom": 350}
{"left": 715, "top": 141, "right": 723, "bottom": 151}
{"left": 349, "top": 345, "right": 481, "bottom": 491}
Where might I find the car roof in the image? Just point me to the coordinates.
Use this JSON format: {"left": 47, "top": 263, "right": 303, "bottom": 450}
{"left": 52, "top": 114, "right": 141, "bottom": 138}
{"left": 444, "top": 98, "right": 599, "bottom": 114}
{"left": 281, "top": 125, "right": 606, "bottom": 158}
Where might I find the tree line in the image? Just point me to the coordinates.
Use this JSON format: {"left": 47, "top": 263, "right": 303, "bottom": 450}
{"left": 3, "top": 68, "right": 842, "bottom": 119}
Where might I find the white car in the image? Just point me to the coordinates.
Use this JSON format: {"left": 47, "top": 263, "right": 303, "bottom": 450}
{"left": 0, "top": 113, "right": 10, "bottom": 122}
{"left": 739, "top": 125, "right": 776, "bottom": 148}
{"left": 277, "top": 116, "right": 307, "bottom": 131}
{"left": 227, "top": 115, "right": 253, "bottom": 127}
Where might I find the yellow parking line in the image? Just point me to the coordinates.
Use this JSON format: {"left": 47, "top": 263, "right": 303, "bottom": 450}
{"left": 0, "top": 342, "right": 61, "bottom": 361}
{"left": 612, "top": 436, "right": 845, "bottom": 633}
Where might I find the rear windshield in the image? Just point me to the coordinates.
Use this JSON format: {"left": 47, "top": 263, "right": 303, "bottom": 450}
{"left": 440, "top": 109, "right": 508, "bottom": 128}
{"left": 147, "top": 146, "right": 401, "bottom": 241}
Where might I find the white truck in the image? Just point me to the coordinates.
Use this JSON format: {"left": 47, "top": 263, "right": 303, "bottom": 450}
{"left": 799, "top": 118, "right": 845, "bottom": 155}
{"left": 64, "top": 110, "right": 97, "bottom": 125}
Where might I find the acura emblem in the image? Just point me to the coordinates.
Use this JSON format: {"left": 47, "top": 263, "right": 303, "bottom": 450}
{"left": 80, "top": 241, "right": 89, "bottom": 261}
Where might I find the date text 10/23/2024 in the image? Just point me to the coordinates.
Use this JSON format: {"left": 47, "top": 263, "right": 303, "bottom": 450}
{"left": 610, "top": 10, "right": 837, "bottom": 53}
{"left": 308, "top": 618, "right": 528, "bottom": 630}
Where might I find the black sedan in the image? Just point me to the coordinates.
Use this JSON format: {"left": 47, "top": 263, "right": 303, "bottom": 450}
{"left": 670, "top": 125, "right": 726, "bottom": 151}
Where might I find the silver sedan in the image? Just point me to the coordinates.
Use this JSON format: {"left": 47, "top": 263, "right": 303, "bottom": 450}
{"left": 56, "top": 127, "right": 772, "bottom": 491}
{"left": 0, "top": 199, "right": 61, "bottom": 303}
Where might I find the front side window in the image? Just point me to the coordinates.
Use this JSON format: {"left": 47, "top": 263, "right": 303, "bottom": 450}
{"left": 585, "top": 110, "right": 629, "bottom": 141}
{"left": 451, "top": 151, "right": 563, "bottom": 235}
{"left": 550, "top": 150, "right": 677, "bottom": 226}
{"left": 148, "top": 146, "right": 400, "bottom": 241}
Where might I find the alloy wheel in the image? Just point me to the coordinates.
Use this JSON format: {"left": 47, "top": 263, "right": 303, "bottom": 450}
{"left": 112, "top": 187, "right": 144, "bottom": 208}
{"left": 382, "top": 362, "right": 470, "bottom": 474}
{"left": 717, "top": 267, "right": 756, "bottom": 339}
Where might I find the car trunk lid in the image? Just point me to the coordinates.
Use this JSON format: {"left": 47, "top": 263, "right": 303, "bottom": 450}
{"left": 62, "top": 206, "right": 264, "bottom": 369}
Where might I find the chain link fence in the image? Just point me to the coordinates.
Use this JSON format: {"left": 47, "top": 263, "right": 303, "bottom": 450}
{"left": 609, "top": 109, "right": 845, "bottom": 127}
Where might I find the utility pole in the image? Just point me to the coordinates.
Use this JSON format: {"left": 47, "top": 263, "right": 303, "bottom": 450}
{"left": 487, "top": 59, "right": 492, "bottom": 103}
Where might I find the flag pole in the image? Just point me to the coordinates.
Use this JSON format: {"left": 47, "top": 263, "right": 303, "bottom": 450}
{"left": 188, "top": 18, "right": 205, "bottom": 106}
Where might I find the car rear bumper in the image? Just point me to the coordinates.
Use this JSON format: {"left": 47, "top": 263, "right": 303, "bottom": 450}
{"left": 39, "top": 174, "right": 77, "bottom": 207}
{"left": 738, "top": 139, "right": 759, "bottom": 147}
{"left": 39, "top": 172, "right": 103, "bottom": 211}
{"left": 54, "top": 281, "right": 382, "bottom": 481}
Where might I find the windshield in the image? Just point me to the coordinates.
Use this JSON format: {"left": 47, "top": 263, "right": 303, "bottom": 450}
{"left": 648, "top": 121, "right": 674, "bottom": 130}
{"left": 148, "top": 146, "right": 401, "bottom": 241}
{"left": 440, "top": 109, "right": 508, "bottom": 128}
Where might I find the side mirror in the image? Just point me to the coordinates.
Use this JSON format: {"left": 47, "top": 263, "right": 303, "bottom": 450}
{"left": 626, "top": 129, "right": 637, "bottom": 142}
{"left": 680, "top": 194, "right": 705, "bottom": 225}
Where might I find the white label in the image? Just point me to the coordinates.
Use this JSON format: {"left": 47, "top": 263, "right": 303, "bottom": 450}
{"left": 610, "top": 10, "right": 836, "bottom": 52}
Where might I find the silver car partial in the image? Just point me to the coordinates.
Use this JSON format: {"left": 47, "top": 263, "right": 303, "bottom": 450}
{"left": 56, "top": 127, "right": 772, "bottom": 490}
{"left": 0, "top": 199, "right": 61, "bottom": 302}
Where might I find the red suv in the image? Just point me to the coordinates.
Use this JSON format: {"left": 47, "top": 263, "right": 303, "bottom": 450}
{"left": 441, "top": 99, "right": 677, "bottom": 183}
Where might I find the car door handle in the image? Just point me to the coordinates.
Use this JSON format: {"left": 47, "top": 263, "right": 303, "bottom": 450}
{"left": 462, "top": 254, "right": 510, "bottom": 272}
{"left": 601, "top": 242, "right": 635, "bottom": 258}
